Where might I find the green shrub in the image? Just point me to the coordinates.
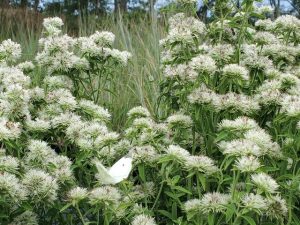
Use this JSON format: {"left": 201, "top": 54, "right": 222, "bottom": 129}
{"left": 0, "top": 0, "right": 300, "bottom": 224}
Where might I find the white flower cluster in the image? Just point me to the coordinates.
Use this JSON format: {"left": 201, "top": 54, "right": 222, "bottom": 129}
{"left": 255, "top": 19, "right": 274, "bottom": 31}
{"left": 36, "top": 34, "right": 88, "bottom": 74}
{"left": 167, "top": 113, "right": 192, "bottom": 128}
{"left": 0, "top": 19, "right": 136, "bottom": 224}
{"left": 132, "top": 214, "right": 157, "bottom": 225}
{"left": 280, "top": 94, "right": 300, "bottom": 117}
{"left": 188, "top": 84, "right": 260, "bottom": 114}
{"left": 37, "top": 17, "right": 131, "bottom": 78}
{"left": 0, "top": 9, "right": 299, "bottom": 224}
{"left": 0, "top": 39, "right": 22, "bottom": 62}
{"left": 255, "top": 15, "right": 300, "bottom": 41}
{"left": 8, "top": 211, "right": 38, "bottom": 225}
{"left": 218, "top": 117, "right": 282, "bottom": 158}
{"left": 161, "top": 12, "right": 300, "bottom": 132}
{"left": 275, "top": 15, "right": 300, "bottom": 32}
{"left": 208, "top": 44, "right": 235, "bottom": 65}
{"left": 43, "top": 17, "right": 64, "bottom": 36}
{"left": 184, "top": 192, "right": 230, "bottom": 214}
{"left": 162, "top": 144, "right": 218, "bottom": 175}
{"left": 127, "top": 106, "right": 151, "bottom": 119}
{"left": 254, "top": 5, "right": 273, "bottom": 14}
{"left": 241, "top": 194, "right": 286, "bottom": 218}
{"left": 222, "top": 64, "right": 249, "bottom": 81}
{"left": 253, "top": 31, "right": 279, "bottom": 45}
{"left": 77, "top": 34, "right": 131, "bottom": 65}
{"left": 218, "top": 116, "right": 259, "bottom": 131}
{"left": 160, "top": 13, "right": 206, "bottom": 47}
{"left": 251, "top": 173, "right": 279, "bottom": 194}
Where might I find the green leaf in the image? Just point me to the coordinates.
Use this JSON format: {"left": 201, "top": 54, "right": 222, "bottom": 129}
{"left": 172, "top": 186, "right": 192, "bottom": 195}
{"left": 215, "top": 131, "right": 229, "bottom": 142}
{"left": 172, "top": 175, "right": 181, "bottom": 185}
{"left": 242, "top": 215, "right": 256, "bottom": 225}
{"left": 186, "top": 171, "right": 195, "bottom": 178}
{"left": 260, "top": 166, "right": 279, "bottom": 172}
{"left": 165, "top": 191, "right": 179, "bottom": 200}
{"left": 158, "top": 210, "right": 173, "bottom": 220}
{"left": 208, "top": 214, "right": 214, "bottom": 225}
{"left": 60, "top": 203, "right": 72, "bottom": 212}
{"left": 198, "top": 174, "right": 206, "bottom": 191}
{"left": 225, "top": 204, "right": 236, "bottom": 222}
{"left": 158, "top": 156, "right": 173, "bottom": 164}
{"left": 172, "top": 202, "right": 177, "bottom": 220}
{"left": 224, "top": 157, "right": 235, "bottom": 170}
{"left": 138, "top": 164, "right": 146, "bottom": 182}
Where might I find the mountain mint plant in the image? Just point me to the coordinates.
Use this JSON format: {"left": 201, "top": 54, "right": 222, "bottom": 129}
{"left": 0, "top": 0, "right": 300, "bottom": 224}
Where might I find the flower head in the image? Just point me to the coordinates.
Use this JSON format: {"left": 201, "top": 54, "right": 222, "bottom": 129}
{"left": 166, "top": 113, "right": 192, "bottom": 128}
{"left": 8, "top": 211, "right": 38, "bottom": 225}
{"left": 127, "top": 106, "right": 151, "bottom": 119}
{"left": 266, "top": 195, "right": 288, "bottom": 219}
{"left": 0, "top": 172, "right": 27, "bottom": 204}
{"left": 164, "top": 145, "right": 190, "bottom": 162}
{"left": 242, "top": 193, "right": 268, "bottom": 213}
{"left": 0, "top": 155, "right": 19, "bottom": 173}
{"left": 0, "top": 39, "right": 21, "bottom": 62}
{"left": 199, "top": 192, "right": 231, "bottom": 214}
{"left": 23, "top": 169, "right": 58, "bottom": 204}
{"left": 222, "top": 64, "right": 249, "bottom": 81}
{"left": 235, "top": 156, "right": 261, "bottom": 173}
{"left": 185, "top": 155, "right": 218, "bottom": 174}
{"left": 251, "top": 173, "right": 279, "bottom": 194}
{"left": 131, "top": 214, "right": 157, "bottom": 225}
{"left": 43, "top": 17, "right": 64, "bottom": 36}
{"left": 190, "top": 54, "right": 217, "bottom": 74}
{"left": 68, "top": 187, "right": 88, "bottom": 205}
{"left": 89, "top": 186, "right": 121, "bottom": 206}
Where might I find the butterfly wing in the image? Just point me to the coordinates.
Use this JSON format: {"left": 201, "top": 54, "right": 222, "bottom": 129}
{"left": 94, "top": 160, "right": 116, "bottom": 185}
{"left": 108, "top": 157, "right": 133, "bottom": 184}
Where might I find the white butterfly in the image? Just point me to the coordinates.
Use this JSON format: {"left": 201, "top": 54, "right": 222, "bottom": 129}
{"left": 95, "top": 157, "right": 133, "bottom": 185}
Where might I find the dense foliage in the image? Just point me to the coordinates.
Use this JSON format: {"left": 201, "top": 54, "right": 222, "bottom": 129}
{"left": 0, "top": 0, "right": 300, "bottom": 225}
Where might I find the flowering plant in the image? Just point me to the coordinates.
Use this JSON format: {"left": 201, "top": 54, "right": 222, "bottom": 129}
{"left": 1, "top": 0, "right": 300, "bottom": 225}
{"left": 158, "top": 0, "right": 300, "bottom": 224}
{"left": 36, "top": 17, "right": 131, "bottom": 105}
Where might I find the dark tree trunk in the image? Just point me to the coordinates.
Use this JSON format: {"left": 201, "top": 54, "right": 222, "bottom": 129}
{"left": 34, "top": 0, "right": 39, "bottom": 11}
{"left": 236, "top": 0, "right": 240, "bottom": 8}
{"left": 289, "top": 0, "right": 300, "bottom": 17}
{"left": 149, "top": 0, "right": 156, "bottom": 15}
{"left": 119, "top": 0, "right": 127, "bottom": 12}
{"left": 275, "top": 0, "right": 281, "bottom": 17}
{"left": 197, "top": 0, "right": 214, "bottom": 23}
{"left": 270, "top": 0, "right": 281, "bottom": 18}
{"left": 0, "top": 0, "right": 10, "bottom": 7}
{"left": 114, "top": 0, "right": 127, "bottom": 13}
{"left": 95, "top": 0, "right": 100, "bottom": 14}
{"left": 20, "top": 0, "right": 27, "bottom": 8}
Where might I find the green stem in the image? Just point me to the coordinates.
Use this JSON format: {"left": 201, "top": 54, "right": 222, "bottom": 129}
{"left": 236, "top": 8, "right": 250, "bottom": 64}
{"left": 75, "top": 205, "right": 86, "bottom": 225}
{"left": 231, "top": 170, "right": 240, "bottom": 199}
{"left": 232, "top": 213, "right": 241, "bottom": 225}
{"left": 97, "top": 210, "right": 100, "bottom": 225}
{"left": 103, "top": 206, "right": 110, "bottom": 225}
{"left": 287, "top": 191, "right": 293, "bottom": 225}
{"left": 196, "top": 172, "right": 202, "bottom": 199}
{"left": 87, "top": 70, "right": 95, "bottom": 102}
{"left": 151, "top": 181, "right": 164, "bottom": 210}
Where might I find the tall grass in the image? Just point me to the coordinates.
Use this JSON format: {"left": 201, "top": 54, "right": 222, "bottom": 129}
{"left": 0, "top": 8, "right": 165, "bottom": 129}
{"left": 0, "top": 8, "right": 42, "bottom": 61}
{"left": 78, "top": 13, "right": 164, "bottom": 129}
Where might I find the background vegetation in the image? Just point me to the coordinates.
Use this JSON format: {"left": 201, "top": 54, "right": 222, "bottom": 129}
{"left": 0, "top": 0, "right": 299, "bottom": 129}
{"left": 0, "top": 0, "right": 300, "bottom": 224}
